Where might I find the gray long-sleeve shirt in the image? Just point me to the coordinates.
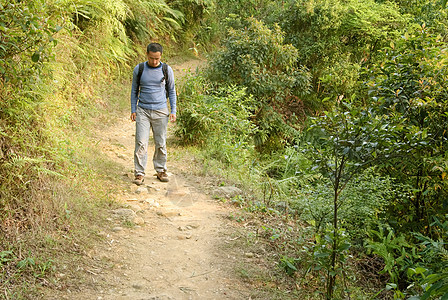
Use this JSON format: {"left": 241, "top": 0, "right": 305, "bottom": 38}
{"left": 130, "top": 62, "right": 177, "bottom": 114}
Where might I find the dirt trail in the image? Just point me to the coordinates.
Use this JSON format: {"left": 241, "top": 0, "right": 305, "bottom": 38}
{"left": 48, "top": 60, "right": 252, "bottom": 300}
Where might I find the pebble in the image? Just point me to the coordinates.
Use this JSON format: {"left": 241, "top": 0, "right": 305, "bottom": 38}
{"left": 136, "top": 186, "right": 149, "bottom": 194}
{"left": 112, "top": 208, "right": 136, "bottom": 219}
{"left": 134, "top": 217, "right": 145, "bottom": 225}
{"left": 157, "top": 211, "right": 181, "bottom": 217}
{"left": 143, "top": 198, "right": 160, "bottom": 208}
{"left": 117, "top": 153, "right": 127, "bottom": 160}
{"left": 214, "top": 186, "right": 243, "bottom": 198}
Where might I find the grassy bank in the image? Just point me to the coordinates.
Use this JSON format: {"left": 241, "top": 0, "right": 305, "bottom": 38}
{"left": 0, "top": 69, "right": 131, "bottom": 298}
{"left": 0, "top": 2, "right": 135, "bottom": 296}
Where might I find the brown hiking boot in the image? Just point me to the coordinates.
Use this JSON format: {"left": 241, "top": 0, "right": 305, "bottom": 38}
{"left": 156, "top": 171, "right": 169, "bottom": 182}
{"left": 133, "top": 175, "right": 144, "bottom": 186}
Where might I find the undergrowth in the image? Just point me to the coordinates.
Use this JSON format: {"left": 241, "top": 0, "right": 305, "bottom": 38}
{"left": 172, "top": 71, "right": 396, "bottom": 299}
{"left": 0, "top": 74, "right": 128, "bottom": 298}
{"left": 172, "top": 141, "right": 394, "bottom": 299}
{"left": 0, "top": 2, "right": 134, "bottom": 296}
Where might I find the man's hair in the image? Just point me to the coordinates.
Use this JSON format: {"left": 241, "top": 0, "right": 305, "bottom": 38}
{"left": 147, "top": 43, "right": 163, "bottom": 54}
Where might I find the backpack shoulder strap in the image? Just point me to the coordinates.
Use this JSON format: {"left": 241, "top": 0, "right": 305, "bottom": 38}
{"left": 162, "top": 62, "right": 170, "bottom": 97}
{"left": 137, "top": 62, "right": 145, "bottom": 89}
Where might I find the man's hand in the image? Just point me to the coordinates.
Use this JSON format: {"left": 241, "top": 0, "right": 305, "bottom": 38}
{"left": 130, "top": 112, "right": 136, "bottom": 122}
{"left": 169, "top": 114, "right": 177, "bottom": 122}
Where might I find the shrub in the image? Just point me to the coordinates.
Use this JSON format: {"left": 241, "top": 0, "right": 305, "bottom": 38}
{"left": 366, "top": 28, "right": 448, "bottom": 234}
{"left": 279, "top": 0, "right": 410, "bottom": 104}
{"left": 292, "top": 169, "right": 392, "bottom": 241}
{"left": 205, "top": 16, "right": 311, "bottom": 152}
{"left": 176, "top": 75, "right": 256, "bottom": 163}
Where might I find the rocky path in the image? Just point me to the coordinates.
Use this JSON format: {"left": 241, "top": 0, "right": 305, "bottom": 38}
{"left": 48, "top": 60, "right": 252, "bottom": 300}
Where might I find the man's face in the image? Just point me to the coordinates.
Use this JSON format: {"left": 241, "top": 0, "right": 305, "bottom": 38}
{"left": 147, "top": 51, "right": 161, "bottom": 67}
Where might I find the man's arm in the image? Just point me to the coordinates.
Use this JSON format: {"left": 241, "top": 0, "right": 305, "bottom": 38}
{"left": 130, "top": 65, "right": 139, "bottom": 121}
{"left": 166, "top": 66, "right": 177, "bottom": 117}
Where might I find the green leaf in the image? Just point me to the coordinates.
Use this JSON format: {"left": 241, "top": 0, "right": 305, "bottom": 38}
{"left": 314, "top": 252, "right": 330, "bottom": 258}
{"left": 338, "top": 243, "right": 351, "bottom": 251}
{"left": 286, "top": 261, "right": 297, "bottom": 271}
{"left": 17, "top": 257, "right": 35, "bottom": 269}
{"left": 31, "top": 52, "right": 40, "bottom": 62}
{"left": 386, "top": 283, "right": 397, "bottom": 291}
{"left": 414, "top": 267, "right": 427, "bottom": 275}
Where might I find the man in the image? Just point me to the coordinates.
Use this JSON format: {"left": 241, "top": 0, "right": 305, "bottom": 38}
{"left": 130, "top": 43, "right": 177, "bottom": 185}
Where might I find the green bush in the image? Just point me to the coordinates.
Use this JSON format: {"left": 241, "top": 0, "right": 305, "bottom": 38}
{"left": 292, "top": 169, "right": 392, "bottom": 241}
{"left": 0, "top": 0, "right": 64, "bottom": 232}
{"left": 395, "top": 0, "right": 448, "bottom": 37}
{"left": 176, "top": 75, "right": 256, "bottom": 163}
{"left": 278, "top": 0, "right": 410, "bottom": 105}
{"left": 0, "top": 0, "right": 60, "bottom": 86}
{"left": 169, "top": 0, "right": 214, "bottom": 46}
{"left": 123, "top": 0, "right": 184, "bottom": 44}
{"left": 366, "top": 217, "right": 448, "bottom": 299}
{"left": 366, "top": 29, "right": 448, "bottom": 233}
{"left": 205, "top": 16, "right": 311, "bottom": 152}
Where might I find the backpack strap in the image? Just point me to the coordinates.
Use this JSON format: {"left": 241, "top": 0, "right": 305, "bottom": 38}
{"left": 137, "top": 62, "right": 170, "bottom": 98}
{"left": 137, "top": 62, "right": 145, "bottom": 91}
{"left": 162, "top": 62, "right": 170, "bottom": 98}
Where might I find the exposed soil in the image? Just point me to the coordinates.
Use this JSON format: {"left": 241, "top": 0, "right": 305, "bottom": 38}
{"left": 45, "top": 60, "right": 255, "bottom": 300}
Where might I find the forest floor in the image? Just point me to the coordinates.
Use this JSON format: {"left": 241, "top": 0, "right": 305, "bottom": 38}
{"left": 43, "top": 59, "right": 262, "bottom": 300}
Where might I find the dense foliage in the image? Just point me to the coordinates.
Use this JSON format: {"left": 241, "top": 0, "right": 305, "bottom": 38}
{"left": 2, "top": 0, "right": 447, "bottom": 298}
{"left": 205, "top": 17, "right": 311, "bottom": 151}
{"left": 280, "top": 0, "right": 410, "bottom": 104}
{"left": 366, "top": 29, "right": 448, "bottom": 233}
{"left": 175, "top": 0, "right": 448, "bottom": 298}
